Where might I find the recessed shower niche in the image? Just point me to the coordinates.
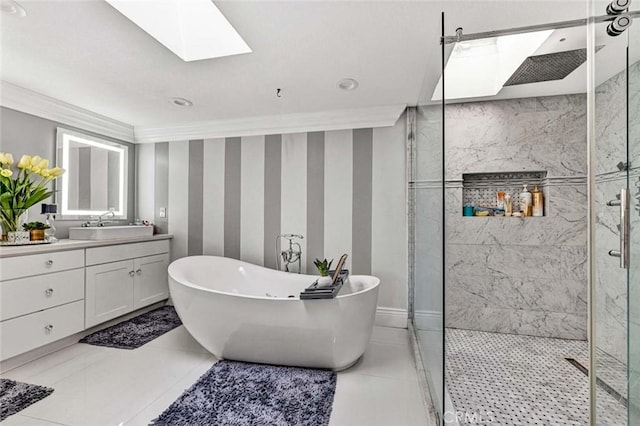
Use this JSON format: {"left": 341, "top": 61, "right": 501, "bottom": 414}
{"left": 462, "top": 171, "right": 548, "bottom": 216}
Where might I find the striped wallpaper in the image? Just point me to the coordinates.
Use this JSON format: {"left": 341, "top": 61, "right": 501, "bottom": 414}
{"left": 136, "top": 115, "right": 408, "bottom": 311}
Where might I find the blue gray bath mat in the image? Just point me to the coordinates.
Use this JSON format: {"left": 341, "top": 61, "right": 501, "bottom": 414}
{"left": 151, "top": 360, "right": 337, "bottom": 426}
{"left": 0, "top": 379, "right": 54, "bottom": 421}
{"left": 79, "top": 306, "right": 182, "bottom": 349}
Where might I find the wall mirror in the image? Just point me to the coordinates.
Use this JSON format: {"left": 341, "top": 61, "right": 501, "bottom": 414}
{"left": 56, "top": 127, "right": 128, "bottom": 218}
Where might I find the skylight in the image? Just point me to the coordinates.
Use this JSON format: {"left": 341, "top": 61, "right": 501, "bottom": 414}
{"left": 106, "top": 0, "right": 251, "bottom": 62}
{"left": 432, "top": 30, "right": 553, "bottom": 101}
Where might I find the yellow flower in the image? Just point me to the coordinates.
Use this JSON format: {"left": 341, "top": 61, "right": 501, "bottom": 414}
{"left": 30, "top": 155, "right": 42, "bottom": 167}
{"left": 0, "top": 152, "right": 14, "bottom": 165}
{"left": 49, "top": 167, "right": 65, "bottom": 178}
{"left": 17, "top": 155, "right": 32, "bottom": 169}
{"left": 32, "top": 167, "right": 41, "bottom": 174}
{"left": 0, "top": 168, "right": 12, "bottom": 177}
{"left": 40, "top": 169, "right": 51, "bottom": 178}
{"left": 36, "top": 158, "right": 49, "bottom": 170}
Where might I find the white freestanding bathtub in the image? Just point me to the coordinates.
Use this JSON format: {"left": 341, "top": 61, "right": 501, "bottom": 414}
{"left": 168, "top": 256, "right": 380, "bottom": 370}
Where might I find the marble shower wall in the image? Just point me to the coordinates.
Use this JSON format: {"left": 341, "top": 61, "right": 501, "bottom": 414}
{"left": 430, "top": 94, "right": 589, "bottom": 340}
{"left": 413, "top": 105, "right": 444, "bottom": 327}
{"left": 594, "top": 60, "right": 640, "bottom": 365}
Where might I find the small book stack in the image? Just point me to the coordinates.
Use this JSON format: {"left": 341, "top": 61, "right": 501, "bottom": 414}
{"left": 300, "top": 254, "right": 349, "bottom": 300}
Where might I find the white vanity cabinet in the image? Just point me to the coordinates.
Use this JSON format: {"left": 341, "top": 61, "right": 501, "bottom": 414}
{"left": 85, "top": 240, "right": 170, "bottom": 328}
{"left": 0, "top": 236, "right": 172, "bottom": 363}
{"left": 133, "top": 253, "right": 170, "bottom": 309}
{"left": 0, "top": 250, "right": 86, "bottom": 360}
{"left": 85, "top": 260, "right": 135, "bottom": 328}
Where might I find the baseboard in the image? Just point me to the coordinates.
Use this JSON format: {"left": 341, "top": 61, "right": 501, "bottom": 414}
{"left": 375, "top": 307, "right": 408, "bottom": 328}
{"left": 414, "top": 310, "right": 443, "bottom": 331}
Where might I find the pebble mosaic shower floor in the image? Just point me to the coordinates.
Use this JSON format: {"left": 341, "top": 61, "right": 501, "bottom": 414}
{"left": 445, "top": 328, "right": 627, "bottom": 425}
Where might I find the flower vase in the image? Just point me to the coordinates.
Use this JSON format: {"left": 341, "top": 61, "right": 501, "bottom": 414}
{"left": 0, "top": 209, "right": 28, "bottom": 241}
{"left": 44, "top": 214, "right": 57, "bottom": 242}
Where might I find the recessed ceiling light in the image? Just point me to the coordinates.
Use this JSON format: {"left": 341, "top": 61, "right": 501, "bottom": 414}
{"left": 337, "top": 78, "right": 359, "bottom": 91}
{"left": 171, "top": 97, "right": 193, "bottom": 107}
{"left": 106, "top": 0, "right": 251, "bottom": 62}
{"left": 432, "top": 30, "right": 553, "bottom": 101}
{"left": 1, "top": 0, "right": 27, "bottom": 17}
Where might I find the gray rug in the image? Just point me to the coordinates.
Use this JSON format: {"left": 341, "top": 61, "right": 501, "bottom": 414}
{"left": 79, "top": 306, "right": 182, "bottom": 349}
{"left": 0, "top": 379, "right": 54, "bottom": 421}
{"left": 151, "top": 360, "right": 337, "bottom": 426}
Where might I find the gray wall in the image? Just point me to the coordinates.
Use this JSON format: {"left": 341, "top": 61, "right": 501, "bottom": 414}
{"left": 136, "top": 118, "right": 409, "bottom": 312}
{"left": 0, "top": 107, "right": 136, "bottom": 238}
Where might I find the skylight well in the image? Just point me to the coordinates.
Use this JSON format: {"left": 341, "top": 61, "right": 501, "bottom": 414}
{"left": 106, "top": 0, "right": 251, "bottom": 62}
{"left": 432, "top": 30, "right": 553, "bottom": 101}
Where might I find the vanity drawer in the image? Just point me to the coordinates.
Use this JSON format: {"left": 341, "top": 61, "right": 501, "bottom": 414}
{"left": 86, "top": 240, "right": 170, "bottom": 266}
{"left": 0, "top": 250, "right": 85, "bottom": 281}
{"left": 0, "top": 300, "right": 84, "bottom": 361}
{"left": 0, "top": 269, "right": 85, "bottom": 321}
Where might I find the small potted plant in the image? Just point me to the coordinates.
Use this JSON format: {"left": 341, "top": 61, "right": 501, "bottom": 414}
{"left": 313, "top": 258, "right": 333, "bottom": 286}
{"left": 23, "top": 221, "right": 50, "bottom": 241}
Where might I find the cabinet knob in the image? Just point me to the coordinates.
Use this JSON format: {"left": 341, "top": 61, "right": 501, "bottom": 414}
{"left": 129, "top": 270, "right": 135, "bottom": 277}
{"left": 44, "top": 324, "right": 54, "bottom": 334}
{"left": 45, "top": 288, "right": 54, "bottom": 296}
{"left": 136, "top": 269, "right": 142, "bottom": 275}
{"left": 46, "top": 260, "right": 54, "bottom": 266}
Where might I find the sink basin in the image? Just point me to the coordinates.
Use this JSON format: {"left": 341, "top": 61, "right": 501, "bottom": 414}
{"left": 69, "top": 225, "right": 154, "bottom": 240}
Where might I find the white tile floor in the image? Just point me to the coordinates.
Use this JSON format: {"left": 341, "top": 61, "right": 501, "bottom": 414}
{"left": 1, "top": 325, "right": 432, "bottom": 426}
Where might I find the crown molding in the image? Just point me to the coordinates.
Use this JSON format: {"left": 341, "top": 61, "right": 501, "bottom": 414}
{"left": 0, "top": 81, "right": 135, "bottom": 143}
{"left": 0, "top": 81, "right": 405, "bottom": 144}
{"left": 134, "top": 104, "right": 407, "bottom": 143}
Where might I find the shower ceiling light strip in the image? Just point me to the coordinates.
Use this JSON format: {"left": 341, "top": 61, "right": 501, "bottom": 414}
{"left": 431, "top": 30, "right": 553, "bottom": 101}
{"left": 106, "top": 0, "right": 251, "bottom": 62}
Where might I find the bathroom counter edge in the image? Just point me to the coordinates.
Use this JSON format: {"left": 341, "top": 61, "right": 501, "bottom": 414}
{"left": 0, "top": 234, "right": 173, "bottom": 258}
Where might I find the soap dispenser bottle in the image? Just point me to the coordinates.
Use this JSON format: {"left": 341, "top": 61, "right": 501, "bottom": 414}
{"left": 532, "top": 184, "right": 544, "bottom": 217}
{"left": 519, "top": 184, "right": 532, "bottom": 216}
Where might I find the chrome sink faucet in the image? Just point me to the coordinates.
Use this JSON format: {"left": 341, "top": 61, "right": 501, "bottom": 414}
{"left": 82, "top": 210, "right": 115, "bottom": 227}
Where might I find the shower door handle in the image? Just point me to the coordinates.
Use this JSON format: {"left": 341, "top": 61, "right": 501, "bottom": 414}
{"left": 608, "top": 188, "right": 629, "bottom": 269}
{"left": 620, "top": 188, "right": 629, "bottom": 269}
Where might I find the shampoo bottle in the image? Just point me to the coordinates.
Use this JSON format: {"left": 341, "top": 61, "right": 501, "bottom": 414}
{"left": 532, "top": 184, "right": 544, "bottom": 217}
{"left": 520, "top": 184, "right": 532, "bottom": 216}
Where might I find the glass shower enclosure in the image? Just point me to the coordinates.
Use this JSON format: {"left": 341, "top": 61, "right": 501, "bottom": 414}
{"left": 592, "top": 1, "right": 640, "bottom": 423}
{"left": 411, "top": 1, "right": 639, "bottom": 424}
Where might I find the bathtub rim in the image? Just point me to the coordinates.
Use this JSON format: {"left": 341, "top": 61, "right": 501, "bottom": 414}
{"left": 168, "top": 255, "right": 380, "bottom": 302}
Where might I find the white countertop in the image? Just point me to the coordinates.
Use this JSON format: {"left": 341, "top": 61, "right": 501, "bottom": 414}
{"left": 0, "top": 234, "right": 173, "bottom": 258}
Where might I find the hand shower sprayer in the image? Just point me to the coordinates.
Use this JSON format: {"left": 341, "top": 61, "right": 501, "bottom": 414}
{"left": 275, "top": 234, "right": 304, "bottom": 273}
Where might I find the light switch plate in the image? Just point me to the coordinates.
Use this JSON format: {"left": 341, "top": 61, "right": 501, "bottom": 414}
{"left": 159, "top": 207, "right": 166, "bottom": 218}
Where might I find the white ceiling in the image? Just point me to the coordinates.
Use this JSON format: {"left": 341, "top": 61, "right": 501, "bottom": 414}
{"left": 0, "top": 0, "right": 635, "bottom": 129}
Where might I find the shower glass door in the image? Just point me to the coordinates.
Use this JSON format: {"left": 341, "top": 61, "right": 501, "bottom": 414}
{"left": 592, "top": 1, "right": 639, "bottom": 423}
{"left": 627, "top": 5, "right": 639, "bottom": 424}
{"left": 411, "top": 12, "right": 445, "bottom": 424}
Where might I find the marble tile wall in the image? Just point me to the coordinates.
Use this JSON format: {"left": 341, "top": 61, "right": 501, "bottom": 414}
{"left": 412, "top": 105, "right": 444, "bottom": 325}
{"left": 594, "top": 60, "right": 640, "bottom": 365}
{"left": 415, "top": 95, "right": 589, "bottom": 340}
